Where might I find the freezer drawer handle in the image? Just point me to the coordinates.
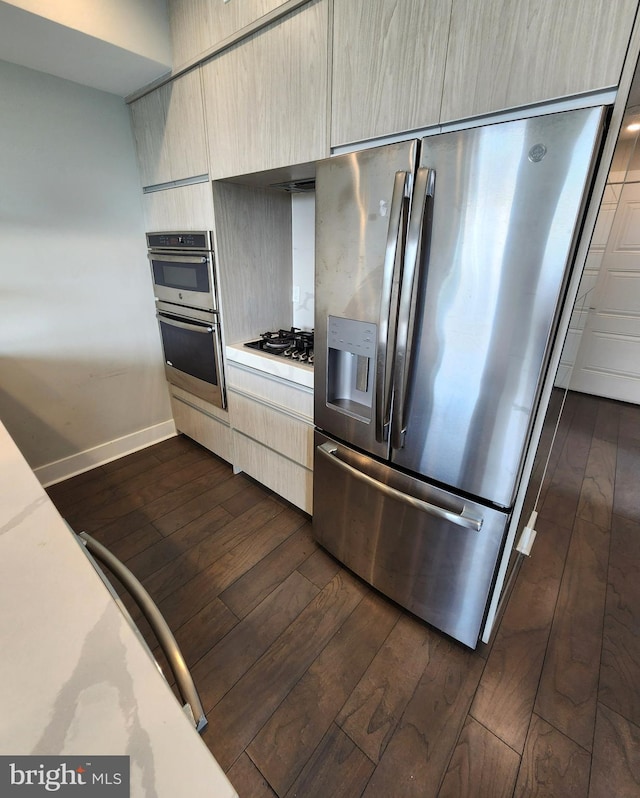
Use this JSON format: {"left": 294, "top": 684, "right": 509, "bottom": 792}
{"left": 317, "top": 442, "right": 482, "bottom": 531}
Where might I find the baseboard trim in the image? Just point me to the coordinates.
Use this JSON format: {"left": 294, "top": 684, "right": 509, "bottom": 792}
{"left": 35, "top": 420, "right": 177, "bottom": 487}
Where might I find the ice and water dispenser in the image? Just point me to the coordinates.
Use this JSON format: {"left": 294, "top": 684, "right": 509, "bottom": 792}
{"left": 326, "top": 316, "right": 376, "bottom": 421}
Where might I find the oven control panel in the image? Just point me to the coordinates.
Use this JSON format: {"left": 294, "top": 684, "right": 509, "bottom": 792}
{"left": 146, "top": 231, "right": 211, "bottom": 251}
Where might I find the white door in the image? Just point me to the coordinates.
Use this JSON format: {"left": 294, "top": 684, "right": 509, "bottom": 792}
{"left": 570, "top": 180, "right": 640, "bottom": 404}
{"left": 555, "top": 183, "right": 619, "bottom": 389}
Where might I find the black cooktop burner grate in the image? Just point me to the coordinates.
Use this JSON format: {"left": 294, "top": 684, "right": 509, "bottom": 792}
{"left": 245, "top": 328, "right": 314, "bottom": 365}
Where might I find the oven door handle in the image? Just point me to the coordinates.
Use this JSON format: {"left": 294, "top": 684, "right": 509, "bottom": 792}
{"left": 149, "top": 253, "right": 209, "bottom": 264}
{"left": 158, "top": 315, "right": 215, "bottom": 334}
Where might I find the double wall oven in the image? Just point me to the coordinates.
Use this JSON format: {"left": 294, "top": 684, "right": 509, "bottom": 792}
{"left": 147, "top": 232, "right": 226, "bottom": 410}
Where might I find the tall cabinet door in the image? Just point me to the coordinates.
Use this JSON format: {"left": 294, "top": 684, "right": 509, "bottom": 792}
{"left": 201, "top": 0, "right": 329, "bottom": 180}
{"left": 130, "top": 69, "right": 208, "bottom": 187}
{"left": 441, "top": 0, "right": 639, "bottom": 123}
{"left": 331, "top": 0, "right": 451, "bottom": 148}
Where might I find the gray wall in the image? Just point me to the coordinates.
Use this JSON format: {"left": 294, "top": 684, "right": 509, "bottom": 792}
{"left": 0, "top": 59, "right": 172, "bottom": 477}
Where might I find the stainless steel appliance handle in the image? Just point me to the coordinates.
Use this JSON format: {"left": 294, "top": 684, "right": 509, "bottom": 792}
{"left": 211, "top": 321, "right": 227, "bottom": 410}
{"left": 317, "top": 442, "right": 482, "bottom": 531}
{"left": 391, "top": 167, "right": 436, "bottom": 450}
{"left": 78, "top": 531, "right": 208, "bottom": 732}
{"left": 376, "top": 170, "right": 409, "bottom": 443}
{"left": 158, "top": 315, "right": 214, "bottom": 334}
{"left": 149, "top": 253, "right": 209, "bottom": 264}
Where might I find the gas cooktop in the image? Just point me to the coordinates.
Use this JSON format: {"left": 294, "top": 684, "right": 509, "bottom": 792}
{"left": 244, "top": 328, "right": 314, "bottom": 366}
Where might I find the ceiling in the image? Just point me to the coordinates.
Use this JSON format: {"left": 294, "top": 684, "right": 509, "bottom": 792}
{"left": 0, "top": 1, "right": 172, "bottom": 96}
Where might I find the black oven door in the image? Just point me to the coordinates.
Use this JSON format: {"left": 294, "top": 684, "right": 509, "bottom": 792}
{"left": 150, "top": 252, "right": 215, "bottom": 311}
{"left": 157, "top": 307, "right": 226, "bottom": 409}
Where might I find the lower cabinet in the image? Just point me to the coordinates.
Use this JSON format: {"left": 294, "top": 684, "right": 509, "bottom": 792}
{"left": 232, "top": 430, "right": 313, "bottom": 513}
{"left": 169, "top": 386, "right": 232, "bottom": 464}
{"left": 226, "top": 362, "right": 314, "bottom": 514}
{"left": 169, "top": 362, "right": 314, "bottom": 513}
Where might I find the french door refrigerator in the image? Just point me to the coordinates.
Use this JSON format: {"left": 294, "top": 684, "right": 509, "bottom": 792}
{"left": 313, "top": 106, "right": 606, "bottom": 647}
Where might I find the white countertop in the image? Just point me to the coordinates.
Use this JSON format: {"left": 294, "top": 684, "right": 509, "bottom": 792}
{"left": 226, "top": 342, "right": 314, "bottom": 389}
{"left": 0, "top": 421, "right": 237, "bottom": 798}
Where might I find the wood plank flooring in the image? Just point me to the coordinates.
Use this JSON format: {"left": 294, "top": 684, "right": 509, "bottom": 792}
{"left": 47, "top": 391, "right": 640, "bottom": 797}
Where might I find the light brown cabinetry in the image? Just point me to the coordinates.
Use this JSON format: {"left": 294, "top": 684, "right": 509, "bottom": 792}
{"left": 201, "top": 0, "right": 329, "bottom": 180}
{"left": 170, "top": 386, "right": 232, "bottom": 463}
{"left": 331, "top": 0, "right": 451, "bottom": 147}
{"left": 168, "top": 0, "right": 211, "bottom": 69}
{"left": 135, "top": 0, "right": 639, "bottom": 190}
{"left": 169, "top": 0, "right": 292, "bottom": 69}
{"left": 212, "top": 182, "right": 292, "bottom": 343}
{"left": 441, "top": 0, "right": 639, "bottom": 123}
{"left": 330, "top": 0, "right": 638, "bottom": 145}
{"left": 142, "top": 181, "right": 214, "bottom": 231}
{"left": 130, "top": 69, "right": 208, "bottom": 187}
{"left": 226, "top": 362, "right": 314, "bottom": 513}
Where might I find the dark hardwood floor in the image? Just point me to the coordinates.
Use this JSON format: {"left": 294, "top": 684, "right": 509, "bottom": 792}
{"left": 47, "top": 391, "right": 640, "bottom": 797}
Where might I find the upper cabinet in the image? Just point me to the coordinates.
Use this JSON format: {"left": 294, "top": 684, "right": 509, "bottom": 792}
{"left": 331, "top": 0, "right": 452, "bottom": 147}
{"left": 169, "top": 0, "right": 214, "bottom": 68}
{"left": 441, "top": 0, "right": 639, "bottom": 123}
{"left": 130, "top": 0, "right": 640, "bottom": 190}
{"left": 142, "top": 182, "right": 214, "bottom": 232}
{"left": 201, "top": 0, "right": 329, "bottom": 180}
{"left": 169, "top": 0, "right": 293, "bottom": 68}
{"left": 130, "top": 69, "right": 208, "bottom": 187}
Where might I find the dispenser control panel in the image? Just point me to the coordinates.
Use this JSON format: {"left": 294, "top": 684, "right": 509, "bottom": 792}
{"left": 326, "top": 316, "right": 376, "bottom": 421}
{"left": 327, "top": 316, "right": 376, "bottom": 356}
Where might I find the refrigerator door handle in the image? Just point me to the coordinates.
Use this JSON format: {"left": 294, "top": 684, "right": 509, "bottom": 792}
{"left": 317, "top": 442, "right": 483, "bottom": 531}
{"left": 376, "top": 170, "right": 409, "bottom": 443}
{"left": 391, "top": 167, "right": 436, "bottom": 450}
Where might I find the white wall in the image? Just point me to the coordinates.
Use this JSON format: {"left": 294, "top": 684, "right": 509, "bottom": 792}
{"left": 0, "top": 1, "right": 172, "bottom": 96}
{"left": 291, "top": 193, "right": 315, "bottom": 331}
{"left": 3, "top": 0, "right": 172, "bottom": 65}
{"left": 0, "top": 59, "right": 173, "bottom": 479}
{"left": 556, "top": 112, "right": 640, "bottom": 390}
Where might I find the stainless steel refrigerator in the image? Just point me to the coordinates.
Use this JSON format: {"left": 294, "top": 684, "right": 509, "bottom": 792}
{"left": 313, "top": 106, "right": 606, "bottom": 648}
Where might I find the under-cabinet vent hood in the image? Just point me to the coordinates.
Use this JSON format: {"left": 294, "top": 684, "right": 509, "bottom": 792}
{"left": 269, "top": 178, "right": 316, "bottom": 193}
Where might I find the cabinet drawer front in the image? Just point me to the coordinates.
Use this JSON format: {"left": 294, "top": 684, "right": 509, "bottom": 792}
{"left": 228, "top": 390, "right": 313, "bottom": 468}
{"left": 233, "top": 430, "right": 313, "bottom": 513}
{"left": 171, "top": 385, "right": 228, "bottom": 423}
{"left": 226, "top": 363, "right": 313, "bottom": 420}
{"left": 171, "top": 395, "right": 232, "bottom": 463}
